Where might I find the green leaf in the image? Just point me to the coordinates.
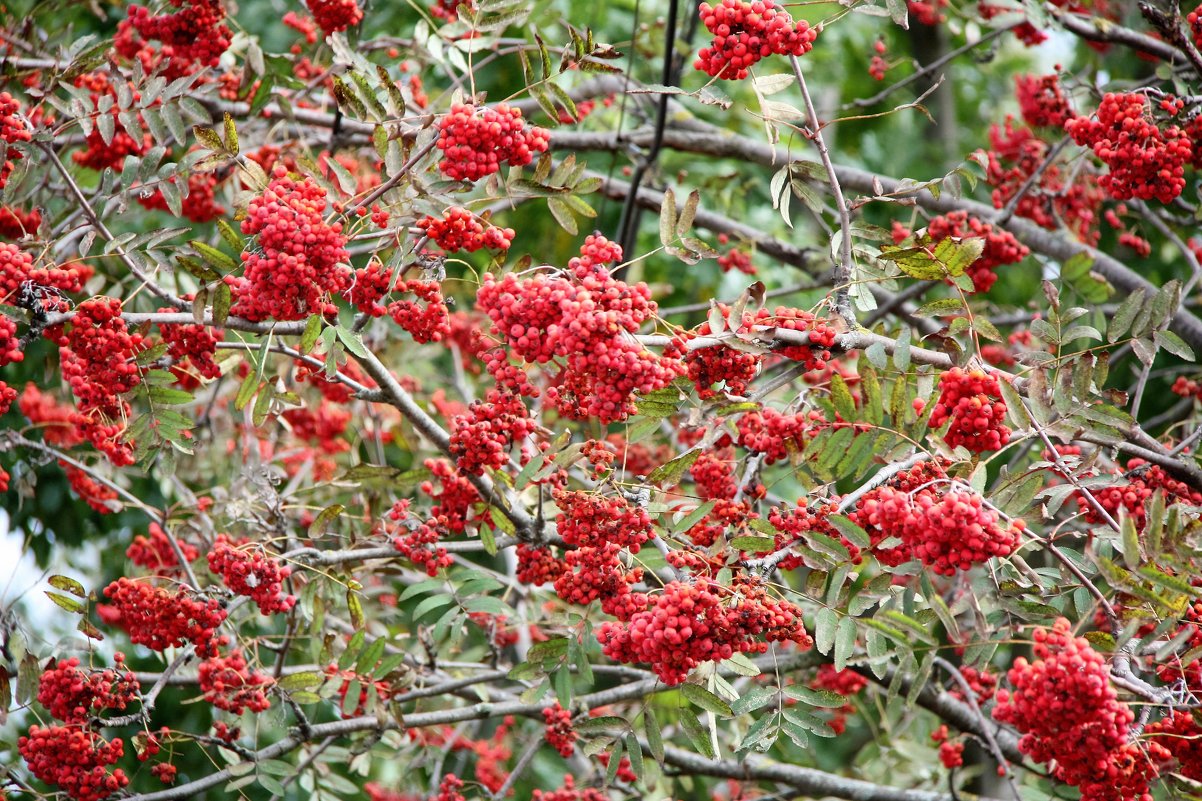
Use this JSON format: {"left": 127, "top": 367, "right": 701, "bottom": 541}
{"left": 222, "top": 112, "right": 238, "bottom": 154}
{"left": 574, "top": 715, "right": 628, "bottom": 733}
{"left": 308, "top": 504, "right": 344, "bottom": 537}
{"left": 644, "top": 709, "right": 664, "bottom": 765}
{"left": 48, "top": 575, "right": 86, "bottom": 597}
{"left": 782, "top": 685, "right": 847, "bottom": 708}
{"left": 681, "top": 683, "right": 733, "bottom": 716}
{"left": 190, "top": 240, "right": 237, "bottom": 272}
{"left": 678, "top": 708, "right": 716, "bottom": 759}
{"left": 814, "top": 608, "right": 838, "bottom": 655}
{"left": 659, "top": 187, "right": 677, "bottom": 247}
{"left": 45, "top": 591, "right": 85, "bottom": 613}
{"left": 730, "top": 535, "right": 775, "bottom": 552}
{"left": 278, "top": 671, "right": 324, "bottom": 691}
{"left": 826, "top": 515, "right": 871, "bottom": 549}
{"left": 834, "top": 615, "right": 857, "bottom": 670}
{"left": 647, "top": 448, "right": 701, "bottom": 487}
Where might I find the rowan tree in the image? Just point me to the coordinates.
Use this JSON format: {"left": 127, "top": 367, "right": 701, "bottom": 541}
{"left": 3, "top": 1, "right": 1202, "bottom": 801}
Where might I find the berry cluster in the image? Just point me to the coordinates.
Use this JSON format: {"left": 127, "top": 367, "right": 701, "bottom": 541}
{"left": 532, "top": 776, "right": 608, "bottom": 801}
{"left": 0, "top": 92, "right": 31, "bottom": 191}
{"left": 869, "top": 39, "right": 888, "bottom": 81}
{"left": 207, "top": 540, "right": 297, "bottom": 615}
{"left": 448, "top": 389, "right": 536, "bottom": 475}
{"left": 1146, "top": 710, "right": 1202, "bottom": 782}
{"left": 58, "top": 298, "right": 145, "bottom": 424}
{"left": 126, "top": 523, "right": 199, "bottom": 575}
{"left": 695, "top": 0, "right": 819, "bottom": 81}
{"left": 984, "top": 119, "right": 1103, "bottom": 244}
{"left": 769, "top": 499, "right": 860, "bottom": 567}
{"left": 1015, "top": 73, "right": 1075, "bottom": 128}
{"left": 812, "top": 664, "right": 867, "bottom": 734}
{"left": 555, "top": 489, "right": 654, "bottom": 551}
{"left": 63, "top": 464, "right": 121, "bottom": 513}
{"left": 596, "top": 577, "right": 811, "bottom": 684}
{"left": 436, "top": 103, "right": 549, "bottom": 182}
{"left": 435, "top": 775, "right": 466, "bottom": 801}
{"left": 477, "top": 240, "right": 682, "bottom": 423}
{"left": 993, "top": 618, "right": 1168, "bottom": 801}
{"left": 925, "top": 212, "right": 1029, "bottom": 293}
{"left": 422, "top": 458, "right": 481, "bottom": 533}
{"left": 0, "top": 242, "right": 93, "bottom": 306}
{"left": 0, "top": 204, "right": 41, "bottom": 239}
{"left": 100, "top": 578, "right": 228, "bottom": 656}
{"left": 158, "top": 310, "right": 223, "bottom": 388}
{"left": 1065, "top": 93, "right": 1192, "bottom": 203}
{"left": 716, "top": 237, "right": 756, "bottom": 274}
{"left": 18, "top": 725, "right": 128, "bottom": 801}
{"left": 417, "top": 207, "right": 515, "bottom": 252}
{"left": 736, "top": 407, "right": 809, "bottom": 465}
{"left": 928, "top": 367, "right": 1012, "bottom": 453}
{"left": 345, "top": 260, "right": 394, "bottom": 317}
{"left": 752, "top": 306, "right": 837, "bottom": 367}
{"left": 127, "top": 0, "right": 231, "bottom": 68}
{"left": 229, "top": 166, "right": 350, "bottom": 322}
{"left": 388, "top": 279, "right": 451, "bottom": 343}
{"left": 198, "top": 650, "right": 272, "bottom": 714}
{"left": 931, "top": 725, "right": 965, "bottom": 768}
{"left": 1076, "top": 458, "right": 1202, "bottom": 531}
{"left": 516, "top": 543, "right": 567, "bottom": 585}
{"left": 542, "top": 703, "right": 577, "bottom": 756}
{"left": 853, "top": 484, "right": 1023, "bottom": 575}
{"left": 685, "top": 309, "right": 762, "bottom": 399}
{"left": 389, "top": 499, "right": 454, "bottom": 575}
{"left": 37, "top": 655, "right": 140, "bottom": 724}
{"left": 138, "top": 172, "right": 226, "bottom": 223}
{"left": 305, "top": 0, "right": 364, "bottom": 33}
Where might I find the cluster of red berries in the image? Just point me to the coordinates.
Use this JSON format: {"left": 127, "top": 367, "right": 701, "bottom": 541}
{"left": 853, "top": 482, "right": 1023, "bottom": 575}
{"left": 993, "top": 618, "right": 1168, "bottom": 801}
{"left": 516, "top": 543, "right": 566, "bottom": 585}
{"left": 158, "top": 310, "right": 223, "bottom": 388}
{"left": 18, "top": 724, "right": 129, "bottom": 801}
{"left": 37, "top": 655, "right": 140, "bottom": 725}
{"left": 389, "top": 501, "right": 454, "bottom": 576}
{"left": 1065, "top": 93, "right": 1192, "bottom": 203}
{"left": 769, "top": 499, "right": 859, "bottom": 567}
{"left": 63, "top": 463, "right": 121, "bottom": 514}
{"left": 198, "top": 649, "right": 272, "bottom": 714}
{"left": 345, "top": 260, "right": 394, "bottom": 317}
{"left": 0, "top": 242, "right": 92, "bottom": 306}
{"left": 929, "top": 367, "right": 1012, "bottom": 453}
{"left": 984, "top": 119, "right": 1103, "bottom": 245}
{"left": 0, "top": 314, "right": 21, "bottom": 366}
{"left": 207, "top": 540, "right": 297, "bottom": 615}
{"left": 690, "top": 450, "right": 739, "bottom": 500}
{"left": 126, "top": 523, "right": 199, "bottom": 575}
{"left": 477, "top": 238, "right": 682, "bottom": 422}
{"left": 924, "top": 212, "right": 1029, "bottom": 293}
{"left": 869, "top": 39, "right": 888, "bottom": 81}
{"left": 100, "top": 577, "right": 228, "bottom": 656}
{"left": 435, "top": 775, "right": 466, "bottom": 801}
{"left": 421, "top": 458, "right": 481, "bottom": 533}
{"left": 448, "top": 389, "right": 535, "bottom": 475}
{"left": 417, "top": 207, "right": 515, "bottom": 252}
{"left": 57, "top": 298, "right": 145, "bottom": 423}
{"left": 812, "top": 664, "right": 868, "bottom": 734}
{"left": 596, "top": 577, "right": 811, "bottom": 684}
{"left": 532, "top": 775, "right": 608, "bottom": 801}
{"left": 388, "top": 279, "right": 451, "bottom": 343}
{"left": 753, "top": 306, "right": 837, "bottom": 367}
{"left": 542, "top": 703, "right": 577, "bottom": 756}
{"left": 555, "top": 489, "right": 654, "bottom": 551}
{"left": 930, "top": 725, "right": 965, "bottom": 768}
{"left": 229, "top": 166, "right": 351, "bottom": 322}
{"left": 1015, "top": 73, "right": 1075, "bottom": 128}
{"left": 685, "top": 310, "right": 762, "bottom": 399}
{"left": 1076, "top": 458, "right": 1202, "bottom": 531}
{"left": 1146, "top": 710, "right": 1202, "bottom": 782}
{"left": 947, "top": 665, "right": 997, "bottom": 704}
{"left": 70, "top": 74, "right": 152, "bottom": 172}
{"left": 910, "top": 0, "right": 948, "bottom": 24}
{"left": 305, "top": 0, "right": 363, "bottom": 33}
{"left": 0, "top": 205, "right": 40, "bottom": 239}
{"left": 695, "top": 0, "right": 819, "bottom": 81}
{"left": 0, "top": 92, "right": 30, "bottom": 191}
{"left": 283, "top": 11, "right": 319, "bottom": 43}
{"left": 736, "top": 407, "right": 809, "bottom": 464}
{"left": 127, "top": 0, "right": 231, "bottom": 68}
{"left": 138, "top": 172, "right": 226, "bottom": 223}
{"left": 1172, "top": 375, "right": 1202, "bottom": 400}
{"left": 436, "top": 103, "right": 549, "bottom": 182}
